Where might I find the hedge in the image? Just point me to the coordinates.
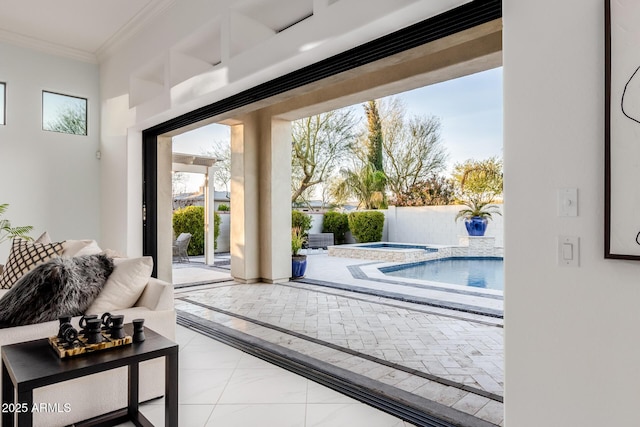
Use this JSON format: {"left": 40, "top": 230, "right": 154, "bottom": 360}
{"left": 291, "top": 210, "right": 312, "bottom": 234}
{"left": 322, "top": 211, "right": 349, "bottom": 244}
{"left": 347, "top": 211, "right": 385, "bottom": 243}
{"left": 173, "top": 206, "right": 220, "bottom": 255}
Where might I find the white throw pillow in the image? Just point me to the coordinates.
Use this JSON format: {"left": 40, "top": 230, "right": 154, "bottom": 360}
{"left": 62, "top": 240, "right": 102, "bottom": 258}
{"left": 86, "top": 256, "right": 153, "bottom": 314}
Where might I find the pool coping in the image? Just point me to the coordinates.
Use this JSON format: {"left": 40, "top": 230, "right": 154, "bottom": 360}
{"left": 328, "top": 239, "right": 503, "bottom": 264}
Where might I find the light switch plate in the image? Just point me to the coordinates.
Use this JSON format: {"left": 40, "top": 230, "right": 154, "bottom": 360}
{"left": 558, "top": 188, "right": 578, "bottom": 217}
{"left": 558, "top": 236, "right": 579, "bottom": 267}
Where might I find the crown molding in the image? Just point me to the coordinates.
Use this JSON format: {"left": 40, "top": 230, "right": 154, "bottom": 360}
{"left": 0, "top": 28, "right": 97, "bottom": 64}
{"left": 97, "top": 0, "right": 177, "bottom": 62}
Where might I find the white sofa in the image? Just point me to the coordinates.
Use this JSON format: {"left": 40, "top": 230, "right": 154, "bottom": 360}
{"left": 0, "top": 276, "right": 176, "bottom": 427}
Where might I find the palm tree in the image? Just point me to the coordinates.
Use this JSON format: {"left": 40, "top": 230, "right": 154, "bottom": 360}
{"left": 332, "top": 163, "right": 387, "bottom": 209}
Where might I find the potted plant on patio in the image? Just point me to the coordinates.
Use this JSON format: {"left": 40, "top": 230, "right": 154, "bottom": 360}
{"left": 291, "top": 227, "right": 307, "bottom": 278}
{"left": 455, "top": 196, "right": 501, "bottom": 236}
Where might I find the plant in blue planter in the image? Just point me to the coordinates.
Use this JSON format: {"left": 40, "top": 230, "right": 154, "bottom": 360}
{"left": 291, "top": 227, "right": 307, "bottom": 278}
{"left": 455, "top": 197, "right": 501, "bottom": 237}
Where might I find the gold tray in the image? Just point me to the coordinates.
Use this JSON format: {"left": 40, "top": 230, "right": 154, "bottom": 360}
{"left": 49, "top": 332, "right": 132, "bottom": 358}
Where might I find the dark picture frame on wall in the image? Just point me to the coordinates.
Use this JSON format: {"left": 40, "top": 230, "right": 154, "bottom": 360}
{"left": 0, "top": 82, "right": 5, "bottom": 126}
{"left": 605, "top": 0, "right": 640, "bottom": 259}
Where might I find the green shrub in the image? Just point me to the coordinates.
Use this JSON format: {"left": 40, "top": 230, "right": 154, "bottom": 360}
{"left": 347, "top": 211, "right": 385, "bottom": 243}
{"left": 214, "top": 211, "right": 221, "bottom": 251}
{"left": 292, "top": 210, "right": 312, "bottom": 235}
{"left": 322, "top": 211, "right": 349, "bottom": 244}
{"left": 218, "top": 203, "right": 229, "bottom": 212}
{"left": 173, "top": 206, "right": 204, "bottom": 256}
{"left": 173, "top": 206, "right": 222, "bottom": 255}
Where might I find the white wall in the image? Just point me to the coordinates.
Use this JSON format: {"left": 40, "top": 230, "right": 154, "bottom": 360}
{"left": 388, "top": 205, "right": 504, "bottom": 247}
{"left": 504, "top": 1, "right": 639, "bottom": 425}
{"left": 307, "top": 213, "right": 325, "bottom": 234}
{"left": 0, "top": 42, "right": 101, "bottom": 261}
{"left": 216, "top": 212, "right": 230, "bottom": 253}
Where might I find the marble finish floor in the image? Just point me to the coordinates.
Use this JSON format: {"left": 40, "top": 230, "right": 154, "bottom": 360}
{"left": 116, "top": 325, "right": 415, "bottom": 427}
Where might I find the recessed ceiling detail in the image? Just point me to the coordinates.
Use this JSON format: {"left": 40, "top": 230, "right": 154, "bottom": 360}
{"left": 0, "top": 0, "right": 175, "bottom": 63}
{"left": 231, "top": 0, "right": 313, "bottom": 33}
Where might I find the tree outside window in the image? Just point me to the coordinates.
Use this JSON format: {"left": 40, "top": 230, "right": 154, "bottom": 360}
{"left": 42, "top": 91, "right": 87, "bottom": 135}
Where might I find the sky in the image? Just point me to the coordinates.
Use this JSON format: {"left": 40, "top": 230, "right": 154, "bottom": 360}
{"left": 172, "top": 67, "right": 503, "bottom": 192}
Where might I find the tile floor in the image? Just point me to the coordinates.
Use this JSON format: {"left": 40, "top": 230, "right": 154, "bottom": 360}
{"left": 117, "top": 325, "right": 416, "bottom": 427}
{"left": 165, "top": 251, "right": 504, "bottom": 426}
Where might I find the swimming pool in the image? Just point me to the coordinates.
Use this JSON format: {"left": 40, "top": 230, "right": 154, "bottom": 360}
{"left": 381, "top": 257, "right": 504, "bottom": 290}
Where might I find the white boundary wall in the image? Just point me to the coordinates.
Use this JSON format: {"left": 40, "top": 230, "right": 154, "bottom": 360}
{"left": 216, "top": 212, "right": 230, "bottom": 253}
{"left": 302, "top": 206, "right": 503, "bottom": 247}
{"left": 387, "top": 205, "right": 504, "bottom": 247}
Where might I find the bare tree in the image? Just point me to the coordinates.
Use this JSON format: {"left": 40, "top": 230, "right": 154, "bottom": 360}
{"left": 291, "top": 108, "right": 359, "bottom": 203}
{"left": 379, "top": 97, "right": 448, "bottom": 202}
{"left": 172, "top": 172, "right": 187, "bottom": 197}
{"left": 203, "top": 140, "right": 231, "bottom": 192}
{"left": 46, "top": 104, "right": 86, "bottom": 135}
{"left": 452, "top": 156, "right": 503, "bottom": 203}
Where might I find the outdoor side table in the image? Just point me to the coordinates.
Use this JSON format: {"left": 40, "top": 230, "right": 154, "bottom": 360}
{"left": 1, "top": 324, "right": 178, "bottom": 427}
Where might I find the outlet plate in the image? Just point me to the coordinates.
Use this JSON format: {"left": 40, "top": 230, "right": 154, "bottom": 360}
{"left": 558, "top": 236, "right": 579, "bottom": 267}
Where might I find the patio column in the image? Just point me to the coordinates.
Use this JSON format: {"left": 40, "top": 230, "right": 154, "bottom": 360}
{"left": 230, "top": 111, "right": 291, "bottom": 283}
{"left": 259, "top": 116, "right": 292, "bottom": 283}
{"left": 204, "top": 167, "right": 215, "bottom": 265}
{"left": 230, "top": 115, "right": 260, "bottom": 282}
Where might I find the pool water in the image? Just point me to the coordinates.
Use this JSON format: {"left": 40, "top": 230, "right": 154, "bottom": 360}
{"left": 381, "top": 257, "right": 504, "bottom": 291}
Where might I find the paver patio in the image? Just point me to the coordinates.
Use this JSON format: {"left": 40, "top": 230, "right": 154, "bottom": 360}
{"left": 173, "top": 252, "right": 504, "bottom": 426}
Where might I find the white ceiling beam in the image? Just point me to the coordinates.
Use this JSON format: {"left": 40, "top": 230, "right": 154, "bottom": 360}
{"left": 221, "top": 11, "right": 276, "bottom": 61}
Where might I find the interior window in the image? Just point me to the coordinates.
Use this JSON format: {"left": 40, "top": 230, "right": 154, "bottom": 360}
{"left": 42, "top": 91, "right": 87, "bottom": 135}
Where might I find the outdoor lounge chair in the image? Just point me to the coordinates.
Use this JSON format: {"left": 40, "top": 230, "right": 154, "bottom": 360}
{"left": 172, "top": 232, "right": 192, "bottom": 263}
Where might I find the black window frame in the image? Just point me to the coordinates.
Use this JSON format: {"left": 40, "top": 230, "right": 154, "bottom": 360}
{"left": 42, "top": 90, "right": 88, "bottom": 136}
{"left": 142, "top": 0, "right": 502, "bottom": 277}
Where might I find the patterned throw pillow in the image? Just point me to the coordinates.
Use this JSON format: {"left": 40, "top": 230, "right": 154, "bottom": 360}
{"left": 0, "top": 238, "right": 64, "bottom": 289}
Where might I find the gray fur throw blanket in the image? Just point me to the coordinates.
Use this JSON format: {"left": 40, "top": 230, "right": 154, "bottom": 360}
{"left": 0, "top": 254, "right": 114, "bottom": 327}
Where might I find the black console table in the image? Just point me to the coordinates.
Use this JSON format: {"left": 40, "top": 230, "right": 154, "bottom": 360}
{"left": 1, "top": 324, "right": 178, "bottom": 426}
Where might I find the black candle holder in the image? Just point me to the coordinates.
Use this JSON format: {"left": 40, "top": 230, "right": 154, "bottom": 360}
{"left": 133, "top": 319, "right": 145, "bottom": 343}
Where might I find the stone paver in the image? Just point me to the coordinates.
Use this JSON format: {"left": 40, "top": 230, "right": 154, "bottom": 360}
{"left": 176, "top": 283, "right": 503, "bottom": 397}
{"left": 173, "top": 254, "right": 504, "bottom": 425}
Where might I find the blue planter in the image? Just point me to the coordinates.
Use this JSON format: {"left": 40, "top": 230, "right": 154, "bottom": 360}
{"left": 292, "top": 256, "right": 307, "bottom": 278}
{"left": 464, "top": 216, "right": 488, "bottom": 236}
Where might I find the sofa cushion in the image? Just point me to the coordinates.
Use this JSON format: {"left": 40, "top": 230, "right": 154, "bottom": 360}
{"left": 0, "top": 237, "right": 64, "bottom": 289}
{"left": 86, "top": 256, "right": 153, "bottom": 314}
{"left": 0, "top": 254, "right": 114, "bottom": 327}
{"left": 62, "top": 239, "right": 102, "bottom": 257}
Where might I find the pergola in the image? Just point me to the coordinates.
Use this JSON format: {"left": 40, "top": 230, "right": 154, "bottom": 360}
{"left": 171, "top": 152, "right": 217, "bottom": 265}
